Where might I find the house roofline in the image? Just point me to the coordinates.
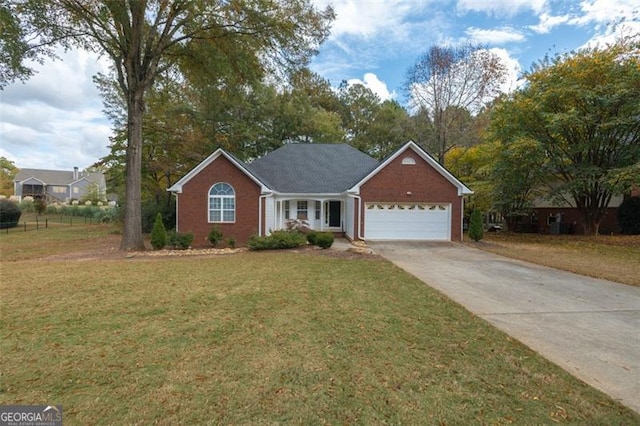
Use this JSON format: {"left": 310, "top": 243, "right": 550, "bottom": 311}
{"left": 267, "top": 191, "right": 347, "bottom": 198}
{"left": 167, "top": 148, "right": 270, "bottom": 194}
{"left": 349, "top": 140, "right": 473, "bottom": 196}
{"left": 18, "top": 176, "right": 47, "bottom": 185}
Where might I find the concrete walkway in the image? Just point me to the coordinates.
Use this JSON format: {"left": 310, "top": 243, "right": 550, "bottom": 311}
{"left": 370, "top": 241, "right": 640, "bottom": 413}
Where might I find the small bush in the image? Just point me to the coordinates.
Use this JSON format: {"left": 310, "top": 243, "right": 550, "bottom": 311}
{"left": 94, "top": 207, "right": 118, "bottom": 223}
{"left": 314, "top": 232, "right": 334, "bottom": 249}
{"left": 20, "top": 199, "right": 34, "bottom": 213}
{"left": 0, "top": 199, "right": 21, "bottom": 229}
{"left": 208, "top": 226, "right": 223, "bottom": 246}
{"left": 247, "top": 230, "right": 306, "bottom": 251}
{"left": 227, "top": 237, "right": 236, "bottom": 249}
{"left": 81, "top": 206, "right": 100, "bottom": 218}
{"left": 45, "top": 204, "right": 59, "bottom": 215}
{"left": 150, "top": 213, "right": 167, "bottom": 250}
{"left": 468, "top": 208, "right": 484, "bottom": 241}
{"left": 34, "top": 198, "right": 46, "bottom": 215}
{"left": 618, "top": 196, "right": 640, "bottom": 235}
{"left": 306, "top": 230, "right": 318, "bottom": 245}
{"left": 167, "top": 230, "right": 194, "bottom": 250}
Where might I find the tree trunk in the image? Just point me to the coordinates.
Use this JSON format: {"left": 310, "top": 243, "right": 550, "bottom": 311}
{"left": 583, "top": 217, "right": 601, "bottom": 236}
{"left": 120, "top": 89, "right": 146, "bottom": 251}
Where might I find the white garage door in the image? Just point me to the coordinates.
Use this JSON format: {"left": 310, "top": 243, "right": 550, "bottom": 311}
{"left": 364, "top": 203, "right": 450, "bottom": 240}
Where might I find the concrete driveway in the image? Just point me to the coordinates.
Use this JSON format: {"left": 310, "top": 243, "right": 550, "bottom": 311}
{"left": 370, "top": 241, "right": 640, "bottom": 413}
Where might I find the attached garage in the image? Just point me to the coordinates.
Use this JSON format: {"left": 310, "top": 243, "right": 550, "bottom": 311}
{"left": 364, "top": 203, "right": 451, "bottom": 240}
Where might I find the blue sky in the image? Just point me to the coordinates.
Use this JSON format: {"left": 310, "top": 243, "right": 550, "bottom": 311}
{"left": 1, "top": 0, "right": 638, "bottom": 170}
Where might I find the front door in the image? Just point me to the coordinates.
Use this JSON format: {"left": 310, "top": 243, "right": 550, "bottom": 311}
{"left": 328, "top": 201, "right": 341, "bottom": 227}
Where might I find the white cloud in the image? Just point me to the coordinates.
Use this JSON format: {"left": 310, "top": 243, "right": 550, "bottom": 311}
{"left": 581, "top": 21, "right": 640, "bottom": 49}
{"left": 347, "top": 73, "right": 395, "bottom": 101}
{"left": 0, "top": 48, "right": 112, "bottom": 170}
{"left": 315, "top": 0, "right": 423, "bottom": 40}
{"left": 466, "top": 27, "right": 526, "bottom": 44}
{"left": 529, "top": 12, "right": 571, "bottom": 34}
{"left": 457, "top": 0, "right": 547, "bottom": 17}
{"left": 488, "top": 48, "right": 524, "bottom": 94}
{"left": 570, "top": 0, "right": 640, "bottom": 26}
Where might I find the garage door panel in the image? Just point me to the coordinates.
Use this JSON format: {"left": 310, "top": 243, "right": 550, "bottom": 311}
{"left": 365, "top": 203, "right": 450, "bottom": 240}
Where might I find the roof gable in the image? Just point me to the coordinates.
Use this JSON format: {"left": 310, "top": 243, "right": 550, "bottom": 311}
{"left": 15, "top": 168, "right": 104, "bottom": 186}
{"left": 246, "top": 143, "right": 378, "bottom": 193}
{"left": 168, "top": 148, "right": 269, "bottom": 193}
{"left": 350, "top": 141, "right": 473, "bottom": 196}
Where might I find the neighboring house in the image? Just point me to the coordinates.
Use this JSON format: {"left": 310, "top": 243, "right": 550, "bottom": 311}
{"left": 532, "top": 194, "right": 624, "bottom": 235}
{"left": 14, "top": 167, "right": 107, "bottom": 203}
{"left": 168, "top": 141, "right": 472, "bottom": 247}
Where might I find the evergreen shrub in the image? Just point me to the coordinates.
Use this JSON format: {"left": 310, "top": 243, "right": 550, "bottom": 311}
{"left": 247, "top": 230, "right": 306, "bottom": 251}
{"left": 208, "top": 226, "right": 223, "bottom": 246}
{"left": 314, "top": 232, "right": 334, "bottom": 249}
{"left": 167, "top": 230, "right": 194, "bottom": 249}
{"left": 468, "top": 208, "right": 484, "bottom": 241}
{"left": 150, "top": 213, "right": 167, "bottom": 250}
{"left": 0, "top": 199, "right": 21, "bottom": 229}
{"left": 306, "top": 230, "right": 318, "bottom": 245}
{"left": 618, "top": 196, "right": 640, "bottom": 235}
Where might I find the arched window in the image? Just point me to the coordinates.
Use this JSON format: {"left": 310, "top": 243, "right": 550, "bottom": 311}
{"left": 209, "top": 183, "right": 235, "bottom": 222}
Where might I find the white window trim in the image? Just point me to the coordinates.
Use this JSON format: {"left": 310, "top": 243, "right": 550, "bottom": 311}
{"left": 208, "top": 182, "right": 236, "bottom": 223}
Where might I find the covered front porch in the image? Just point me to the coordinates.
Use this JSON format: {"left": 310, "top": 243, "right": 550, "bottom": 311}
{"left": 271, "top": 196, "right": 347, "bottom": 233}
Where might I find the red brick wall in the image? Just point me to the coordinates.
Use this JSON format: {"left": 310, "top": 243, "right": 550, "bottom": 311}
{"left": 535, "top": 207, "right": 619, "bottom": 235}
{"left": 359, "top": 152, "right": 464, "bottom": 241}
{"left": 176, "top": 155, "right": 261, "bottom": 247}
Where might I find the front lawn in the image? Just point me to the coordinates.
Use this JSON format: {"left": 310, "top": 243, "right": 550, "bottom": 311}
{"left": 1, "top": 229, "right": 637, "bottom": 424}
{"left": 470, "top": 233, "right": 640, "bottom": 287}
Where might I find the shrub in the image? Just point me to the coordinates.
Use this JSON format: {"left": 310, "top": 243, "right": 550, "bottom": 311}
{"left": 167, "top": 230, "right": 194, "bottom": 250}
{"left": 247, "top": 230, "right": 306, "bottom": 251}
{"left": 20, "top": 198, "right": 34, "bottom": 213}
{"left": 0, "top": 199, "right": 21, "bottom": 229}
{"left": 45, "top": 204, "right": 59, "bottom": 215}
{"left": 306, "top": 230, "right": 318, "bottom": 245}
{"left": 150, "top": 213, "right": 167, "bottom": 250}
{"left": 208, "top": 226, "right": 223, "bottom": 246}
{"left": 141, "top": 199, "right": 176, "bottom": 233}
{"left": 81, "top": 205, "right": 100, "bottom": 218}
{"left": 227, "top": 237, "right": 236, "bottom": 249}
{"left": 314, "top": 232, "right": 334, "bottom": 249}
{"left": 468, "top": 208, "right": 484, "bottom": 241}
{"left": 94, "top": 207, "right": 118, "bottom": 223}
{"left": 618, "top": 196, "right": 640, "bottom": 235}
{"left": 34, "top": 198, "right": 47, "bottom": 215}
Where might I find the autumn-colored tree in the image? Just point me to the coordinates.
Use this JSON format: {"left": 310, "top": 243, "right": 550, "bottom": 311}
{"left": 405, "top": 44, "right": 506, "bottom": 164}
{"left": 489, "top": 38, "right": 640, "bottom": 235}
{"left": 405, "top": 44, "right": 507, "bottom": 164}
{"left": 2, "top": 0, "right": 333, "bottom": 250}
{"left": 0, "top": 157, "right": 18, "bottom": 196}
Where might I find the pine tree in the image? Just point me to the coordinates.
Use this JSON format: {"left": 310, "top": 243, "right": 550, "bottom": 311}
{"left": 150, "top": 213, "right": 167, "bottom": 250}
{"left": 468, "top": 208, "right": 484, "bottom": 242}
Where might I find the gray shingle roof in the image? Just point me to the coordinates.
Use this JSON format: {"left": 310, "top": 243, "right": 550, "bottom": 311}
{"left": 246, "top": 143, "right": 379, "bottom": 193}
{"left": 15, "top": 168, "right": 104, "bottom": 186}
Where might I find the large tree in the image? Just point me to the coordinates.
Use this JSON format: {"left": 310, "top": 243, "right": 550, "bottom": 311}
{"left": 1, "top": 0, "right": 333, "bottom": 250}
{"left": 405, "top": 44, "right": 507, "bottom": 164}
{"left": 490, "top": 38, "right": 640, "bottom": 235}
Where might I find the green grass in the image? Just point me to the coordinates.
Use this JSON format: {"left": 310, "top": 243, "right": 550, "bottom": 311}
{"left": 0, "top": 223, "right": 119, "bottom": 261}
{"left": 1, "top": 229, "right": 638, "bottom": 424}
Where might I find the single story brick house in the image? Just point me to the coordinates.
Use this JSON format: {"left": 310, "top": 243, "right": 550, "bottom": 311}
{"left": 168, "top": 140, "right": 472, "bottom": 247}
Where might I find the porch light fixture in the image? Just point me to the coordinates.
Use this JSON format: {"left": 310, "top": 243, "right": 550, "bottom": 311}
{"left": 406, "top": 191, "right": 412, "bottom": 195}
